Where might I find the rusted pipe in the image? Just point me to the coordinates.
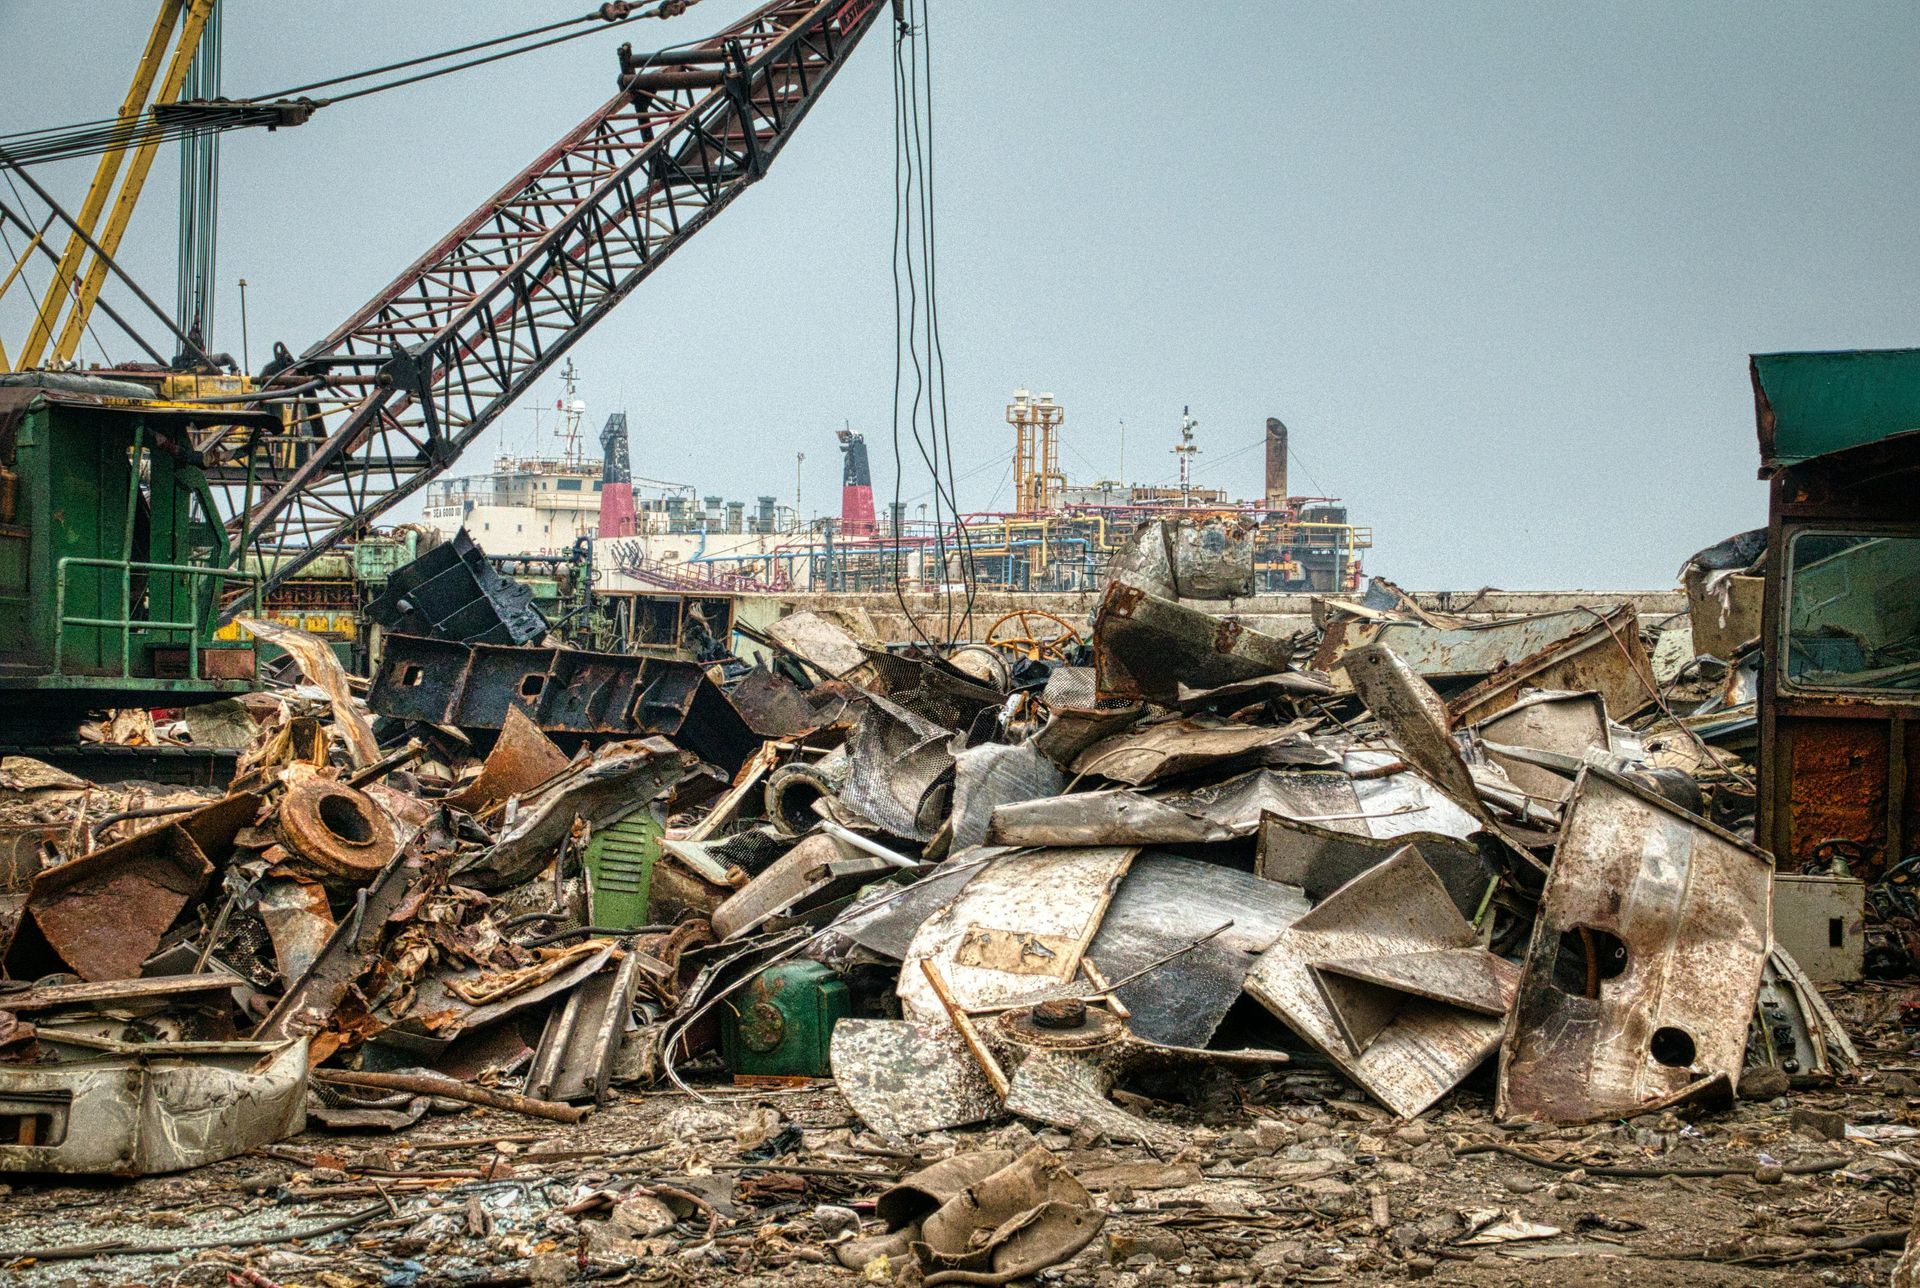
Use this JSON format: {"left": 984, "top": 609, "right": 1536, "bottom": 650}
{"left": 314, "top": 1069, "right": 590, "bottom": 1123}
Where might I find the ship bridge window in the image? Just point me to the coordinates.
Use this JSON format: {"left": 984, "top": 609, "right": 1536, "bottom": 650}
{"left": 557, "top": 478, "right": 583, "bottom": 491}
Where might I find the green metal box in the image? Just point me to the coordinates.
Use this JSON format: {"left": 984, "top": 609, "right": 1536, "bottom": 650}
{"left": 719, "top": 961, "right": 850, "bottom": 1079}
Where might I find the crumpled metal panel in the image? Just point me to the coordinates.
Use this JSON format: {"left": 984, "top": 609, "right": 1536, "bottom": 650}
{"left": 24, "top": 793, "right": 256, "bottom": 981}
{"left": 0, "top": 1037, "right": 307, "bottom": 1175}
{"left": 989, "top": 760, "right": 1480, "bottom": 851}
{"left": 897, "top": 847, "right": 1136, "bottom": 1023}
{"left": 365, "top": 527, "right": 547, "bottom": 644}
{"left": 830, "top": 1017, "right": 1004, "bottom": 1138}
{"left": 1471, "top": 689, "right": 1610, "bottom": 802}
{"left": 1069, "top": 719, "right": 1334, "bottom": 787}
{"left": 1497, "top": 766, "right": 1773, "bottom": 1123}
{"left": 1093, "top": 581, "right": 1298, "bottom": 702}
{"left": 728, "top": 664, "right": 835, "bottom": 739}
{"left": 1106, "top": 516, "right": 1257, "bottom": 601}
{"left": 950, "top": 742, "right": 1065, "bottom": 850}
{"left": 1245, "top": 846, "right": 1507, "bottom": 1117}
{"left": 1318, "top": 604, "right": 1631, "bottom": 682}
{"left": 444, "top": 705, "right": 572, "bottom": 816}
{"left": 1084, "top": 853, "right": 1309, "bottom": 1048}
{"left": 1444, "top": 604, "right": 1651, "bottom": 729}
{"left": 528, "top": 950, "right": 650, "bottom": 1105}
{"left": 1258, "top": 815, "right": 1497, "bottom": 921}
{"left": 239, "top": 618, "right": 381, "bottom": 767}
{"left": 464, "top": 738, "right": 705, "bottom": 891}
{"left": 254, "top": 848, "right": 441, "bottom": 1045}
{"left": 1311, "top": 948, "right": 1519, "bottom": 1055}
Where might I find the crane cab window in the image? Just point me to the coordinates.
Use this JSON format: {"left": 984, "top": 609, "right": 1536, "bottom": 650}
{"left": 1784, "top": 531, "right": 1920, "bottom": 692}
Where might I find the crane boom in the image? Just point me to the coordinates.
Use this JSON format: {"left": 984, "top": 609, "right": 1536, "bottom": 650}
{"left": 219, "top": 0, "right": 885, "bottom": 619}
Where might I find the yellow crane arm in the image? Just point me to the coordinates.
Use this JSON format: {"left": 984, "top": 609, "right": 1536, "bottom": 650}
{"left": 14, "top": 0, "right": 214, "bottom": 369}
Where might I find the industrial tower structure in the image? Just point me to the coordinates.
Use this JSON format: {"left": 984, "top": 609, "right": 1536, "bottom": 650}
{"left": 1008, "top": 389, "right": 1065, "bottom": 514}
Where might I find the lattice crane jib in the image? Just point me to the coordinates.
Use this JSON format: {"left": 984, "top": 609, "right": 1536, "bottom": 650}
{"left": 214, "top": 0, "right": 886, "bottom": 621}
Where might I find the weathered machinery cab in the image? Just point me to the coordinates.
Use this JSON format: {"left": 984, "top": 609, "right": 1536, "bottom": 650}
{"left": 0, "top": 373, "right": 264, "bottom": 730}
{"left": 1755, "top": 349, "right": 1920, "bottom": 878}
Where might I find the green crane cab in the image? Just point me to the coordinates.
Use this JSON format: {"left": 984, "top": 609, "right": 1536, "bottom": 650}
{"left": 0, "top": 372, "right": 267, "bottom": 734}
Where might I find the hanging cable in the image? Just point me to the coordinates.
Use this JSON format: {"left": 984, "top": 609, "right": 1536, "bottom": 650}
{"left": 887, "top": 8, "right": 934, "bottom": 649}
{"left": 915, "top": 0, "right": 978, "bottom": 641}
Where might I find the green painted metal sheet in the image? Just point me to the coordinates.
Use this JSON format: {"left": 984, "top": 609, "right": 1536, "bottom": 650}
{"left": 583, "top": 807, "right": 662, "bottom": 929}
{"left": 1753, "top": 349, "right": 1920, "bottom": 470}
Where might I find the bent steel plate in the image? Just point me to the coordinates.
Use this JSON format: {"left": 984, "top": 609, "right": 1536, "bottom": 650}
{"left": 1245, "top": 846, "right": 1503, "bottom": 1117}
{"left": 1497, "top": 766, "right": 1772, "bottom": 1123}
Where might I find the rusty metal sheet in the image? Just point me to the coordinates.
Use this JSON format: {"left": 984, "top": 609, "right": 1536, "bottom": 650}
{"left": 0, "top": 1036, "right": 307, "bottom": 1176}
{"left": 1333, "top": 605, "right": 1629, "bottom": 681}
{"left": 992, "top": 1007, "right": 1289, "bottom": 1149}
{"left": 1245, "top": 847, "right": 1505, "bottom": 1117}
{"left": 897, "top": 847, "right": 1136, "bottom": 1023}
{"left": 1496, "top": 766, "right": 1773, "bottom": 1124}
{"left": 1106, "top": 516, "right": 1257, "bottom": 601}
{"left": 1069, "top": 719, "right": 1332, "bottom": 787}
{"left": 1033, "top": 694, "right": 1147, "bottom": 769}
{"left": 2, "top": 973, "right": 240, "bottom": 1013}
{"left": 727, "top": 664, "right": 835, "bottom": 738}
{"left": 1470, "top": 690, "right": 1609, "bottom": 802}
{"left": 989, "top": 763, "right": 1475, "bottom": 850}
{"left": 1093, "top": 581, "right": 1298, "bottom": 702}
{"left": 1172, "top": 671, "right": 1337, "bottom": 712}
{"left": 253, "top": 849, "right": 438, "bottom": 1045}
{"left": 528, "top": 949, "right": 649, "bottom": 1105}
{"left": 23, "top": 793, "right": 256, "bottom": 981}
{"left": 1443, "top": 603, "right": 1651, "bottom": 727}
{"left": 1311, "top": 948, "right": 1519, "bottom": 1055}
{"left": 444, "top": 704, "right": 571, "bottom": 816}
{"left": 257, "top": 876, "right": 335, "bottom": 983}
{"left": 1084, "top": 853, "right": 1310, "bottom": 1048}
{"left": 1345, "top": 644, "right": 1485, "bottom": 815}
{"left": 765, "top": 609, "right": 877, "bottom": 679}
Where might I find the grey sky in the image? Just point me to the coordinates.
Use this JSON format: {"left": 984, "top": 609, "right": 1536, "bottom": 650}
{"left": 3, "top": 2, "right": 1915, "bottom": 588}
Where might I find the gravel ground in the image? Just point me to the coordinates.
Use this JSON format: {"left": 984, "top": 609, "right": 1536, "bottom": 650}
{"left": 1, "top": 983, "right": 1914, "bottom": 1287}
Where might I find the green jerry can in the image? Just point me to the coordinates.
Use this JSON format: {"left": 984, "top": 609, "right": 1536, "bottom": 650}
{"left": 720, "top": 961, "right": 851, "bottom": 1078}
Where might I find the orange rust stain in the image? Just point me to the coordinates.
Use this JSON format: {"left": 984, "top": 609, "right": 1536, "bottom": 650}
{"left": 1788, "top": 721, "right": 1888, "bottom": 875}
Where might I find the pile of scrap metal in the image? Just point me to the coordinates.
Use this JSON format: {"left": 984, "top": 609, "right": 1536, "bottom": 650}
{"left": 0, "top": 514, "right": 1851, "bottom": 1187}
{"left": 782, "top": 518, "right": 1849, "bottom": 1159}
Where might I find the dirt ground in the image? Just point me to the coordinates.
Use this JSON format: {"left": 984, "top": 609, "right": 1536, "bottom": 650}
{"left": 2, "top": 983, "right": 1914, "bottom": 1288}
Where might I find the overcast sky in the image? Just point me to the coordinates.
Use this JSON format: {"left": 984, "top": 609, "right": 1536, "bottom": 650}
{"left": 2, "top": 2, "right": 1915, "bottom": 588}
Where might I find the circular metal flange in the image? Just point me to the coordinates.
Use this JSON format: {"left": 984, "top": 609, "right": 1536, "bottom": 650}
{"left": 276, "top": 778, "right": 398, "bottom": 883}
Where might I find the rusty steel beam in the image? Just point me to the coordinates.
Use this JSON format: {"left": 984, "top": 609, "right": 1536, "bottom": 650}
{"left": 219, "top": 0, "right": 886, "bottom": 620}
